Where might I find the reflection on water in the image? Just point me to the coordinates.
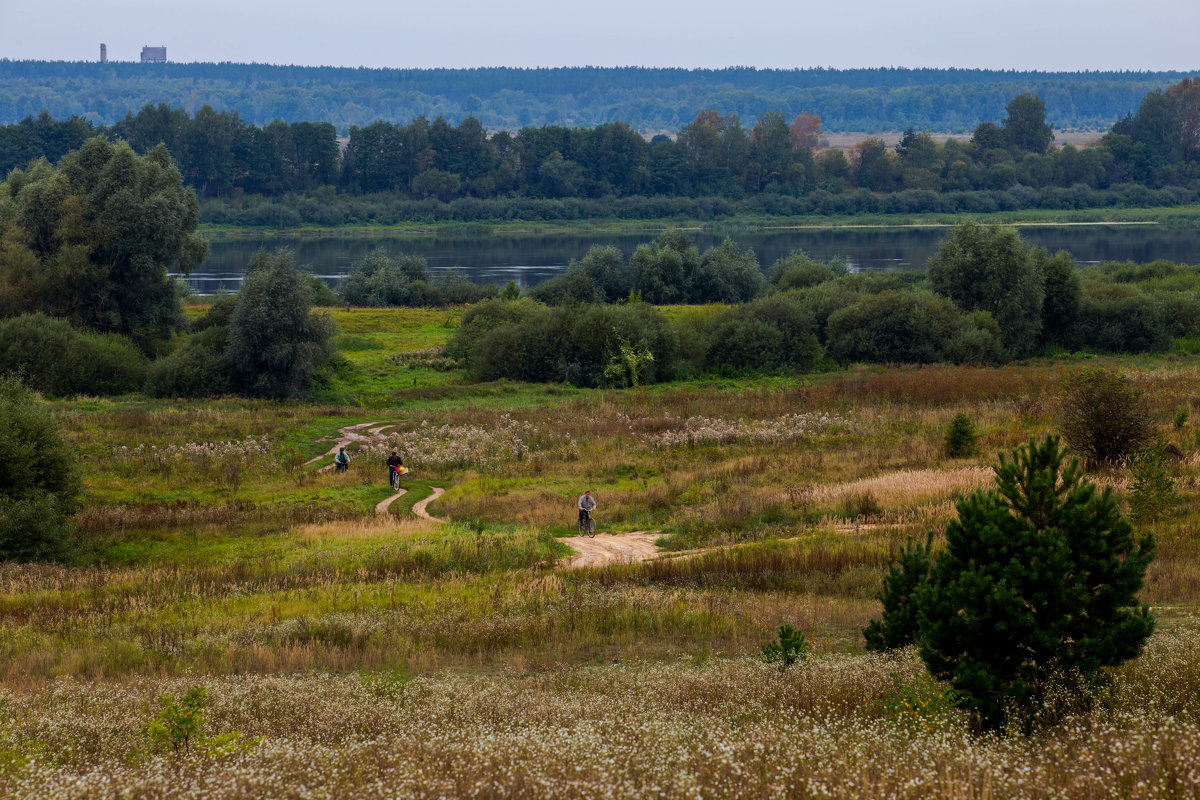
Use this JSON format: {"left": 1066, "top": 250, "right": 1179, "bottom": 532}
{"left": 177, "top": 225, "right": 1200, "bottom": 295}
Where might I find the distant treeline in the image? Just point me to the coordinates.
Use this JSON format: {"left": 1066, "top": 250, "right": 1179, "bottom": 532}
{"left": 0, "top": 62, "right": 1193, "bottom": 133}
{"left": 3, "top": 81, "right": 1199, "bottom": 224}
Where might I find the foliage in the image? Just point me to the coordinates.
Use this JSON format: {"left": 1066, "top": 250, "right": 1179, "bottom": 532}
{"left": 0, "top": 137, "right": 206, "bottom": 350}
{"left": 704, "top": 292, "right": 822, "bottom": 374}
{"left": 1058, "top": 368, "right": 1153, "bottom": 465}
{"left": 926, "top": 221, "right": 1045, "bottom": 357}
{"left": 943, "top": 413, "right": 979, "bottom": 458}
{"left": 0, "top": 376, "right": 78, "bottom": 562}
{"left": 917, "top": 436, "right": 1156, "bottom": 731}
{"left": 144, "top": 325, "right": 234, "bottom": 398}
{"left": 1075, "top": 294, "right": 1170, "bottom": 353}
{"left": 691, "top": 238, "right": 763, "bottom": 303}
{"left": 337, "top": 249, "right": 432, "bottom": 306}
{"left": 602, "top": 338, "right": 655, "bottom": 389}
{"left": 630, "top": 230, "right": 699, "bottom": 304}
{"left": 767, "top": 250, "right": 847, "bottom": 291}
{"left": 878, "top": 672, "right": 962, "bottom": 736}
{"left": 1001, "top": 93, "right": 1055, "bottom": 154}
{"left": 1034, "top": 249, "right": 1082, "bottom": 348}
{"left": 826, "top": 290, "right": 1003, "bottom": 365}
{"left": 0, "top": 313, "right": 146, "bottom": 396}
{"left": 145, "top": 686, "right": 257, "bottom": 760}
{"left": 1127, "top": 440, "right": 1179, "bottom": 525}
{"left": 452, "top": 300, "right": 679, "bottom": 386}
{"left": 147, "top": 687, "right": 208, "bottom": 756}
{"left": 863, "top": 532, "right": 933, "bottom": 651}
{"left": 760, "top": 624, "right": 809, "bottom": 667}
{"left": 226, "top": 250, "right": 338, "bottom": 398}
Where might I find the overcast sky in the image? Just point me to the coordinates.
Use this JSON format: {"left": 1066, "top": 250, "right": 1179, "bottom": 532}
{"left": 1, "top": 0, "right": 1196, "bottom": 72}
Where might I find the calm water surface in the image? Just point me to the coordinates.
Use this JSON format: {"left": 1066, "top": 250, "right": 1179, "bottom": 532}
{"left": 179, "top": 225, "right": 1200, "bottom": 295}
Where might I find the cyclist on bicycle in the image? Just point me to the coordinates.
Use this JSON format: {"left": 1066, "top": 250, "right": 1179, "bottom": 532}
{"left": 334, "top": 447, "right": 350, "bottom": 473}
{"left": 578, "top": 490, "right": 597, "bottom": 528}
{"left": 385, "top": 451, "right": 404, "bottom": 487}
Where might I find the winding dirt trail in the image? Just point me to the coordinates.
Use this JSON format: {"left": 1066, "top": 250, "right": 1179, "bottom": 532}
{"left": 375, "top": 488, "right": 407, "bottom": 515}
{"left": 306, "top": 422, "right": 396, "bottom": 472}
{"left": 412, "top": 487, "right": 447, "bottom": 523}
{"left": 563, "top": 532, "right": 661, "bottom": 569}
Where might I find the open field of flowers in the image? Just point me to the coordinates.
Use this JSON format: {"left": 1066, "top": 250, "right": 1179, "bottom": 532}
{"left": 5, "top": 627, "right": 1200, "bottom": 799}
{"left": 9, "top": 341, "right": 1200, "bottom": 797}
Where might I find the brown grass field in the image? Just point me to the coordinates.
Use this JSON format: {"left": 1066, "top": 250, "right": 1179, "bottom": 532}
{"left": 3, "top": 309, "right": 1199, "bottom": 798}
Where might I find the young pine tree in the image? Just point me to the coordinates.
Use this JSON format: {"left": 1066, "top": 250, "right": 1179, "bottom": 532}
{"left": 863, "top": 532, "right": 933, "bottom": 651}
{"left": 944, "top": 413, "right": 979, "bottom": 458}
{"left": 917, "top": 435, "right": 1155, "bottom": 732}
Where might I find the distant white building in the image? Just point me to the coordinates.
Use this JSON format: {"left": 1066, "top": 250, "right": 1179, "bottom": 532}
{"left": 140, "top": 46, "right": 167, "bottom": 63}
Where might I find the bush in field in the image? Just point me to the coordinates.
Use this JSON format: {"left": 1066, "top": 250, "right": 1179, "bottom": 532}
{"left": 767, "top": 250, "right": 848, "bottom": 291}
{"left": 761, "top": 624, "right": 810, "bottom": 667}
{"left": 337, "top": 249, "right": 432, "bottom": 306}
{"left": 926, "top": 221, "right": 1045, "bottom": 357}
{"left": 1076, "top": 294, "right": 1170, "bottom": 353}
{"left": 526, "top": 266, "right": 602, "bottom": 305}
{"left": 863, "top": 532, "right": 933, "bottom": 652}
{"left": 0, "top": 376, "right": 79, "bottom": 561}
{"left": 691, "top": 237, "right": 763, "bottom": 303}
{"left": 0, "top": 313, "right": 146, "bottom": 396}
{"left": 790, "top": 280, "right": 860, "bottom": 344}
{"left": 917, "top": 436, "right": 1155, "bottom": 731}
{"left": 1035, "top": 249, "right": 1082, "bottom": 348}
{"left": 1127, "top": 440, "right": 1179, "bottom": 525}
{"left": 145, "top": 299, "right": 236, "bottom": 398}
{"left": 704, "top": 292, "right": 822, "bottom": 374}
{"left": 630, "top": 229, "right": 699, "bottom": 304}
{"left": 449, "top": 299, "right": 678, "bottom": 386}
{"left": 576, "top": 245, "right": 631, "bottom": 302}
{"left": 1058, "top": 368, "right": 1153, "bottom": 466}
{"left": 944, "top": 413, "right": 979, "bottom": 457}
{"left": 145, "top": 325, "right": 234, "bottom": 397}
{"left": 826, "top": 290, "right": 1004, "bottom": 365}
{"left": 226, "top": 249, "right": 338, "bottom": 398}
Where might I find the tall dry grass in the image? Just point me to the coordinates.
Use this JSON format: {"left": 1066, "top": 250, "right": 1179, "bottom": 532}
{"left": 5, "top": 625, "right": 1200, "bottom": 799}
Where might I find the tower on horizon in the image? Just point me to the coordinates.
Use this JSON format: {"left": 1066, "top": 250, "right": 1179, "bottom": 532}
{"left": 100, "top": 43, "right": 107, "bottom": 63}
{"left": 140, "top": 45, "right": 167, "bottom": 64}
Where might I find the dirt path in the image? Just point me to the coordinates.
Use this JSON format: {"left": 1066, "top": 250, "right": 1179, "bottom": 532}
{"left": 412, "top": 487, "right": 446, "bottom": 523}
{"left": 375, "top": 488, "right": 407, "bottom": 515}
{"left": 563, "top": 532, "right": 661, "bottom": 569}
{"left": 306, "top": 422, "right": 396, "bottom": 472}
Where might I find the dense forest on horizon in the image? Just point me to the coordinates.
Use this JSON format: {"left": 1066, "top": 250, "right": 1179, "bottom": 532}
{"left": 3, "top": 79, "right": 1198, "bottom": 229}
{"left": 0, "top": 61, "right": 1194, "bottom": 133}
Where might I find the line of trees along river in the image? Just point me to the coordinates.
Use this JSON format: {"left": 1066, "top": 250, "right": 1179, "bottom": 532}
{"left": 184, "top": 225, "right": 1200, "bottom": 295}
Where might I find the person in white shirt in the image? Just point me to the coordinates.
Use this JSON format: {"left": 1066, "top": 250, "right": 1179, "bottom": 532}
{"left": 578, "top": 490, "right": 597, "bottom": 527}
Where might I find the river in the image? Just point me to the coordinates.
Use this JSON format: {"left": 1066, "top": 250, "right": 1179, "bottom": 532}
{"left": 177, "top": 224, "right": 1200, "bottom": 295}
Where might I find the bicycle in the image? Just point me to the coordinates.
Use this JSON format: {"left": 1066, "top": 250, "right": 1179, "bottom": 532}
{"left": 577, "top": 509, "right": 596, "bottom": 537}
{"left": 389, "top": 465, "right": 408, "bottom": 490}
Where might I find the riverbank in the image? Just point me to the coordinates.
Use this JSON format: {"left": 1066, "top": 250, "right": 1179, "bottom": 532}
{"left": 197, "top": 204, "right": 1200, "bottom": 241}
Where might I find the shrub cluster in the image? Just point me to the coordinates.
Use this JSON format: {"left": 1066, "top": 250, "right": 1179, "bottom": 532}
{"left": 0, "top": 377, "right": 79, "bottom": 561}
{"left": 0, "top": 313, "right": 148, "bottom": 396}
{"left": 337, "top": 249, "right": 496, "bottom": 307}
{"left": 446, "top": 299, "right": 679, "bottom": 387}
{"left": 149, "top": 250, "right": 337, "bottom": 399}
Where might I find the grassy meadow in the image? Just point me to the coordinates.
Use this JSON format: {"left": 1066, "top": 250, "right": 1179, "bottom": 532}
{"left": 4, "top": 305, "right": 1200, "bottom": 798}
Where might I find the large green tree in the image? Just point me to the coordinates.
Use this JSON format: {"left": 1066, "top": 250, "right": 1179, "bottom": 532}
{"left": 226, "top": 250, "right": 337, "bottom": 399}
{"left": 917, "top": 436, "right": 1155, "bottom": 731}
{"left": 1002, "top": 93, "right": 1055, "bottom": 154}
{"left": 0, "top": 137, "right": 206, "bottom": 349}
{"left": 926, "top": 221, "right": 1045, "bottom": 357}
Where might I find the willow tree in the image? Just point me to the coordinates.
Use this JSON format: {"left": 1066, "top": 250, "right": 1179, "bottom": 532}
{"left": 0, "top": 137, "right": 206, "bottom": 350}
